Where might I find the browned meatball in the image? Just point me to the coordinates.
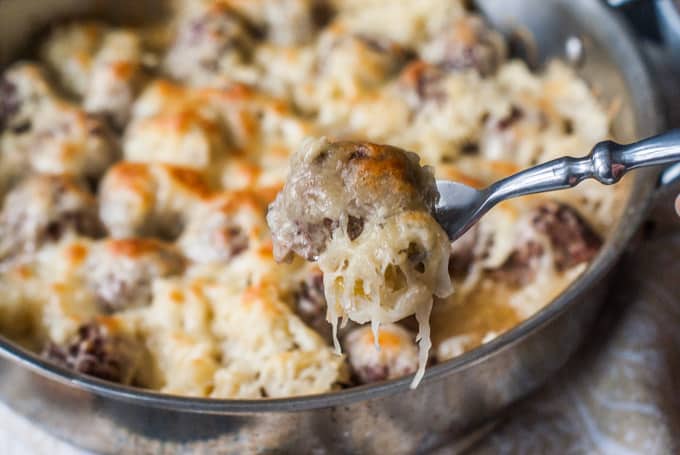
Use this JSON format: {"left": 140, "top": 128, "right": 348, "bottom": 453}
{"left": 421, "top": 15, "right": 506, "bottom": 76}
{"left": 164, "top": 3, "right": 256, "bottom": 83}
{"left": 343, "top": 324, "right": 419, "bottom": 384}
{"left": 177, "top": 191, "right": 267, "bottom": 264}
{"left": 42, "top": 321, "right": 144, "bottom": 384}
{"left": 531, "top": 201, "right": 602, "bottom": 271}
{"left": 294, "top": 272, "right": 325, "bottom": 321}
{"left": 180, "top": 215, "right": 249, "bottom": 263}
{"left": 290, "top": 271, "right": 331, "bottom": 339}
{"left": 267, "top": 138, "right": 439, "bottom": 261}
{"left": 1, "top": 64, "right": 120, "bottom": 183}
{"left": 0, "top": 175, "right": 102, "bottom": 261}
{"left": 398, "top": 60, "right": 447, "bottom": 106}
{"left": 87, "top": 238, "right": 185, "bottom": 312}
{"left": 288, "top": 270, "right": 361, "bottom": 342}
{"left": 0, "top": 64, "right": 53, "bottom": 135}
{"left": 230, "top": 0, "right": 334, "bottom": 45}
{"left": 28, "top": 104, "right": 119, "bottom": 181}
{"left": 491, "top": 201, "right": 602, "bottom": 286}
{"left": 318, "top": 31, "right": 415, "bottom": 91}
{"left": 490, "top": 241, "right": 544, "bottom": 287}
{"left": 98, "top": 162, "right": 212, "bottom": 240}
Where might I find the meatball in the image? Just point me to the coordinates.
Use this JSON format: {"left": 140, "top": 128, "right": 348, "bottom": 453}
{"left": 0, "top": 175, "right": 102, "bottom": 261}
{"left": 398, "top": 60, "right": 447, "bottom": 106}
{"left": 41, "top": 23, "right": 146, "bottom": 128}
{"left": 291, "top": 271, "right": 329, "bottom": 337}
{"left": 83, "top": 30, "right": 146, "bottom": 128}
{"left": 98, "top": 162, "right": 212, "bottom": 240}
{"left": 0, "top": 64, "right": 119, "bottom": 182}
{"left": 40, "top": 21, "right": 105, "bottom": 96}
{"left": 87, "top": 238, "right": 185, "bottom": 312}
{"left": 0, "top": 64, "right": 54, "bottom": 134}
{"left": 177, "top": 191, "right": 266, "bottom": 264}
{"left": 42, "top": 321, "right": 144, "bottom": 384}
{"left": 490, "top": 201, "right": 602, "bottom": 286}
{"left": 420, "top": 15, "right": 506, "bottom": 76}
{"left": 490, "top": 241, "right": 544, "bottom": 287}
{"left": 98, "top": 162, "right": 159, "bottom": 238}
{"left": 230, "top": 0, "right": 334, "bottom": 45}
{"left": 317, "top": 31, "right": 415, "bottom": 94}
{"left": 344, "top": 324, "right": 419, "bottom": 384}
{"left": 164, "top": 3, "right": 256, "bottom": 84}
{"left": 178, "top": 212, "right": 249, "bottom": 263}
{"left": 531, "top": 201, "right": 602, "bottom": 271}
{"left": 290, "top": 270, "right": 358, "bottom": 342}
{"left": 267, "top": 138, "right": 439, "bottom": 262}
{"left": 28, "top": 100, "right": 119, "bottom": 180}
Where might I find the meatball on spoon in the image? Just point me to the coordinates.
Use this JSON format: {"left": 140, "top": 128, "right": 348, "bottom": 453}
{"left": 436, "top": 129, "right": 680, "bottom": 241}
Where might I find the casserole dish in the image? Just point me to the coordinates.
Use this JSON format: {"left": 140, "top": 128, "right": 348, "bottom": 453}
{"left": 0, "top": 0, "right": 667, "bottom": 452}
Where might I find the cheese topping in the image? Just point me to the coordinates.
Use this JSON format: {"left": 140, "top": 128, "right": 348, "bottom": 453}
{"left": 0, "top": 0, "right": 619, "bottom": 396}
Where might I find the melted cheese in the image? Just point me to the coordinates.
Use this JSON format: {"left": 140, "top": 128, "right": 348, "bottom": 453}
{"left": 0, "top": 0, "right": 622, "bottom": 397}
{"left": 318, "top": 212, "right": 452, "bottom": 388}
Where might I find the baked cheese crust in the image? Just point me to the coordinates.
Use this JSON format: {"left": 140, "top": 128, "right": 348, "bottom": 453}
{"left": 0, "top": 0, "right": 618, "bottom": 397}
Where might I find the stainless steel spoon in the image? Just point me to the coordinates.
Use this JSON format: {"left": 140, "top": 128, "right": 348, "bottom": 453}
{"left": 434, "top": 129, "right": 680, "bottom": 241}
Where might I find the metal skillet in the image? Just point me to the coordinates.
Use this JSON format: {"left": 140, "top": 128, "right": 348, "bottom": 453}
{"left": 0, "top": 0, "right": 674, "bottom": 453}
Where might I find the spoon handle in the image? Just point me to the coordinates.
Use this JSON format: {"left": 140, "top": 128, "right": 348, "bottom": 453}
{"left": 485, "top": 129, "right": 680, "bottom": 204}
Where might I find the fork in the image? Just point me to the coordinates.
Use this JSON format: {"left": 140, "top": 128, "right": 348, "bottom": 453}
{"left": 434, "top": 129, "right": 680, "bottom": 241}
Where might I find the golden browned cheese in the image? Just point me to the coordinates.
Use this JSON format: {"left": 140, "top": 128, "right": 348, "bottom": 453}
{"left": 267, "top": 138, "right": 440, "bottom": 261}
{"left": 86, "top": 238, "right": 186, "bottom": 312}
{"left": 0, "top": 174, "right": 102, "bottom": 262}
{"left": 98, "top": 162, "right": 213, "bottom": 239}
{"left": 0, "top": 0, "right": 620, "bottom": 397}
{"left": 41, "top": 22, "right": 146, "bottom": 127}
{"left": 0, "top": 64, "right": 119, "bottom": 186}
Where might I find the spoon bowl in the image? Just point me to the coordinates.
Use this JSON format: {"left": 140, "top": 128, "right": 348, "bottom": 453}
{"left": 434, "top": 181, "right": 489, "bottom": 242}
